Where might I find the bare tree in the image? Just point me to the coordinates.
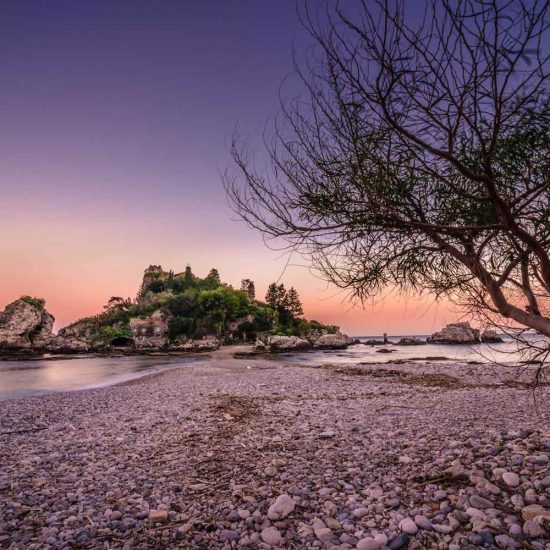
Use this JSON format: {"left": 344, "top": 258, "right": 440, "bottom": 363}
{"left": 226, "top": 0, "right": 550, "bottom": 357}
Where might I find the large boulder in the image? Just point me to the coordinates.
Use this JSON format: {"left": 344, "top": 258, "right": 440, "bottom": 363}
{"left": 267, "top": 335, "right": 313, "bottom": 352}
{"left": 313, "top": 332, "right": 353, "bottom": 349}
{"left": 0, "top": 297, "right": 54, "bottom": 351}
{"left": 129, "top": 310, "right": 169, "bottom": 350}
{"left": 428, "top": 322, "right": 480, "bottom": 344}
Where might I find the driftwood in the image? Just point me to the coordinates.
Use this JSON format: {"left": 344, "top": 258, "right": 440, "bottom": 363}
{"left": 0, "top": 426, "right": 48, "bottom": 435}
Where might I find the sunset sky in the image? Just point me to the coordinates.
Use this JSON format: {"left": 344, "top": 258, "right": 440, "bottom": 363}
{"left": 0, "top": 1, "right": 456, "bottom": 335}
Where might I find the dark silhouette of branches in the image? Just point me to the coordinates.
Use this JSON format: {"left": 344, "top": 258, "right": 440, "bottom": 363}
{"left": 225, "top": 0, "right": 550, "bottom": 356}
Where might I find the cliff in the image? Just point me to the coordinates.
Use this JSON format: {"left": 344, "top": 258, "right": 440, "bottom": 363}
{"left": 0, "top": 297, "right": 54, "bottom": 352}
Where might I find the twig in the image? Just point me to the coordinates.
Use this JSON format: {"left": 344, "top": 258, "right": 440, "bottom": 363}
{"left": 0, "top": 426, "right": 48, "bottom": 435}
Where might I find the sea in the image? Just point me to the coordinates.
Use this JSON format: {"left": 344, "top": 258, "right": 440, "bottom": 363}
{"left": 0, "top": 334, "right": 542, "bottom": 401}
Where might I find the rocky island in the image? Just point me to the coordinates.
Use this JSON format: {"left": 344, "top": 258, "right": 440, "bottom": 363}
{"left": 0, "top": 265, "right": 351, "bottom": 356}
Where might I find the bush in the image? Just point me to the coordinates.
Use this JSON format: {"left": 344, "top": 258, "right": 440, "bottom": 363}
{"left": 20, "top": 295, "right": 45, "bottom": 309}
{"left": 167, "top": 317, "right": 195, "bottom": 340}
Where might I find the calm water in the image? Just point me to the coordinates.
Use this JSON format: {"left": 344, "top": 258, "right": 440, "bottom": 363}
{"left": 0, "top": 355, "right": 204, "bottom": 402}
{"left": 292, "top": 334, "right": 541, "bottom": 367}
{"left": 0, "top": 335, "right": 542, "bottom": 402}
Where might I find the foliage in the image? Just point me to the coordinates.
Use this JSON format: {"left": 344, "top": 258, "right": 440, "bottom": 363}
{"left": 98, "top": 325, "right": 131, "bottom": 343}
{"left": 265, "top": 283, "right": 304, "bottom": 326}
{"left": 73, "top": 262, "right": 330, "bottom": 344}
{"left": 20, "top": 295, "right": 45, "bottom": 309}
{"left": 240, "top": 278, "right": 256, "bottom": 300}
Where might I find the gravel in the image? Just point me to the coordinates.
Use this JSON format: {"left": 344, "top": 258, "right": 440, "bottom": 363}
{"left": 1, "top": 350, "right": 550, "bottom": 548}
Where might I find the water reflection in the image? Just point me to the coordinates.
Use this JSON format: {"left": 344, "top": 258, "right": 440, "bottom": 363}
{"left": 0, "top": 355, "right": 202, "bottom": 401}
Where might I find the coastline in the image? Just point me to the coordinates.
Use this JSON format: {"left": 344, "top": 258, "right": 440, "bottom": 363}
{"left": 1, "top": 352, "right": 550, "bottom": 549}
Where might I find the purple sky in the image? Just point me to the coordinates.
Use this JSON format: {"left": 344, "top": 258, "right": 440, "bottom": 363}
{"left": 0, "top": 1, "right": 454, "bottom": 334}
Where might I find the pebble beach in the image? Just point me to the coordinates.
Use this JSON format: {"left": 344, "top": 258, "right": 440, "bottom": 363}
{"left": 1, "top": 348, "right": 550, "bottom": 549}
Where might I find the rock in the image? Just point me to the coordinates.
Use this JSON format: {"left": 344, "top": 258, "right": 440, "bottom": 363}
{"left": 53, "top": 317, "right": 98, "bottom": 352}
{"left": 267, "top": 335, "right": 312, "bottom": 352}
{"left": 394, "top": 337, "right": 426, "bottom": 345}
{"left": 261, "top": 526, "right": 281, "bottom": 546}
{"left": 357, "top": 538, "right": 380, "bottom": 550}
{"left": 220, "top": 529, "right": 240, "bottom": 542}
{"left": 0, "top": 297, "right": 54, "bottom": 351}
{"left": 428, "top": 322, "right": 480, "bottom": 344}
{"left": 502, "top": 472, "right": 520, "bottom": 487}
{"left": 177, "top": 337, "right": 219, "bottom": 352}
{"left": 314, "top": 527, "right": 333, "bottom": 542}
{"left": 49, "top": 335, "right": 90, "bottom": 353}
{"left": 352, "top": 507, "right": 369, "bottom": 518}
{"left": 399, "top": 518, "right": 418, "bottom": 534}
{"left": 312, "top": 332, "right": 352, "bottom": 349}
{"left": 148, "top": 510, "right": 168, "bottom": 524}
{"left": 254, "top": 339, "right": 267, "bottom": 352}
{"left": 129, "top": 310, "right": 169, "bottom": 350}
{"left": 267, "top": 494, "right": 295, "bottom": 520}
{"left": 469, "top": 495, "right": 493, "bottom": 509}
{"left": 414, "top": 515, "right": 433, "bottom": 530}
{"left": 481, "top": 329, "right": 504, "bottom": 343}
{"left": 522, "top": 504, "right": 550, "bottom": 521}
{"left": 494, "top": 534, "right": 521, "bottom": 548}
{"left": 389, "top": 533, "right": 410, "bottom": 549}
{"left": 523, "top": 520, "right": 543, "bottom": 537}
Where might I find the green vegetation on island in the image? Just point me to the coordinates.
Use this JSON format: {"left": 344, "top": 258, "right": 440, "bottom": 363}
{"left": 65, "top": 264, "right": 338, "bottom": 348}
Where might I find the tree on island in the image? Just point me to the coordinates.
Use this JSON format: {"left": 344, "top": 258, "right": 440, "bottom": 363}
{"left": 265, "top": 283, "right": 304, "bottom": 324}
{"left": 204, "top": 268, "right": 222, "bottom": 290}
{"left": 240, "top": 278, "right": 256, "bottom": 301}
{"left": 227, "top": 0, "right": 550, "bottom": 361}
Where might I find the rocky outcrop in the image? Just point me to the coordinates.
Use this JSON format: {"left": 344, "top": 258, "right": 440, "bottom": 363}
{"left": 428, "top": 322, "right": 480, "bottom": 344}
{"left": 171, "top": 337, "right": 219, "bottom": 352}
{"left": 52, "top": 317, "right": 98, "bottom": 352}
{"left": 481, "top": 329, "right": 504, "bottom": 343}
{"left": 395, "top": 337, "right": 426, "bottom": 346}
{"left": 49, "top": 335, "right": 90, "bottom": 353}
{"left": 312, "top": 332, "right": 353, "bottom": 349}
{"left": 0, "top": 297, "right": 54, "bottom": 351}
{"left": 129, "top": 310, "right": 169, "bottom": 350}
{"left": 264, "top": 335, "right": 313, "bottom": 352}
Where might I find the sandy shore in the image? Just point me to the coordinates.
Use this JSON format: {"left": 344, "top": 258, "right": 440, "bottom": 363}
{"left": 1, "top": 349, "right": 550, "bottom": 549}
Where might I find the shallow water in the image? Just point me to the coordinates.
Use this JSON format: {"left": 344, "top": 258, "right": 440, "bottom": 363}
{"left": 0, "top": 355, "right": 203, "bottom": 401}
{"left": 0, "top": 334, "right": 543, "bottom": 401}
{"left": 288, "top": 334, "right": 541, "bottom": 367}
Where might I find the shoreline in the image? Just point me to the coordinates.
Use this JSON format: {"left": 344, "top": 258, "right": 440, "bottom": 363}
{"left": 1, "top": 354, "right": 550, "bottom": 549}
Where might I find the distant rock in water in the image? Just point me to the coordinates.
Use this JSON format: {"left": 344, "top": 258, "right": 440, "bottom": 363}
{"left": 312, "top": 332, "right": 353, "bottom": 349}
{"left": 395, "top": 336, "right": 426, "bottom": 346}
{"left": 255, "top": 331, "right": 354, "bottom": 352}
{"left": 265, "top": 335, "right": 313, "bottom": 352}
{"left": 428, "top": 322, "right": 480, "bottom": 344}
{"left": 0, "top": 297, "right": 54, "bottom": 351}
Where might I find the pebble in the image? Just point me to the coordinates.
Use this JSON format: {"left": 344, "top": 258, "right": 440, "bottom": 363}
{"left": 523, "top": 520, "right": 543, "bottom": 537}
{"left": 356, "top": 538, "right": 379, "bottom": 550}
{"left": 389, "top": 533, "right": 410, "bottom": 549}
{"left": 413, "top": 515, "right": 432, "bottom": 530}
{"left": 267, "top": 493, "right": 295, "bottom": 520}
{"left": 2, "top": 354, "right": 550, "bottom": 549}
{"left": 398, "top": 517, "right": 418, "bottom": 534}
{"left": 502, "top": 472, "right": 520, "bottom": 487}
{"left": 261, "top": 526, "right": 281, "bottom": 546}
